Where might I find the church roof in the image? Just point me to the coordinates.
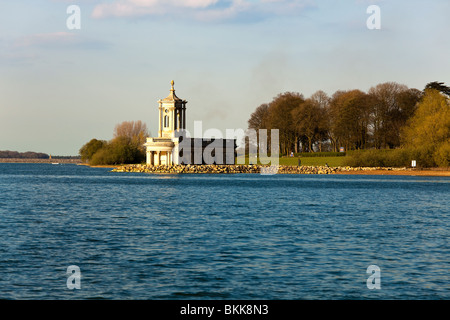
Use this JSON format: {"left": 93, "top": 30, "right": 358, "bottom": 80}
{"left": 161, "top": 80, "right": 184, "bottom": 102}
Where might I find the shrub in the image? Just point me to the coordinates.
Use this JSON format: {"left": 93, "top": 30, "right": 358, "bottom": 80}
{"left": 89, "top": 137, "right": 145, "bottom": 165}
{"left": 344, "top": 149, "right": 415, "bottom": 167}
{"left": 433, "top": 141, "right": 450, "bottom": 167}
{"left": 79, "top": 139, "right": 107, "bottom": 162}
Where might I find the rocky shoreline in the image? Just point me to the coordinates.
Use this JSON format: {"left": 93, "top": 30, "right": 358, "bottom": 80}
{"left": 111, "top": 164, "right": 414, "bottom": 175}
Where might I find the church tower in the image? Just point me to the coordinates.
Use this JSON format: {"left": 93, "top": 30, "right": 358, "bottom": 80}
{"left": 158, "top": 80, "right": 187, "bottom": 138}
{"left": 145, "top": 80, "right": 236, "bottom": 166}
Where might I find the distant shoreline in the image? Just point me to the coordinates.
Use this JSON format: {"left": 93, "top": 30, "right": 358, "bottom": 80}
{"left": 0, "top": 158, "right": 81, "bottom": 164}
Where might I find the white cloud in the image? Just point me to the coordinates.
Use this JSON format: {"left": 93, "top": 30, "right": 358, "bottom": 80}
{"left": 193, "top": 0, "right": 250, "bottom": 21}
{"left": 128, "top": 0, "right": 218, "bottom": 7}
{"left": 173, "top": 0, "right": 219, "bottom": 8}
{"left": 91, "top": 0, "right": 312, "bottom": 20}
{"left": 92, "top": 0, "right": 220, "bottom": 18}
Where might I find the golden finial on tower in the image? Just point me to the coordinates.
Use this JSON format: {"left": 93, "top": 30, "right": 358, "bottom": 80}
{"left": 171, "top": 80, "right": 174, "bottom": 91}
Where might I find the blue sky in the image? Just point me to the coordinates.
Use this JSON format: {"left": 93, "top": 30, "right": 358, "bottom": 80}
{"left": 0, "top": 0, "right": 449, "bottom": 155}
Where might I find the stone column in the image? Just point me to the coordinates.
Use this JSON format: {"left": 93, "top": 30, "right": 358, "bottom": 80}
{"left": 146, "top": 151, "right": 151, "bottom": 165}
{"left": 158, "top": 102, "right": 162, "bottom": 137}
{"left": 156, "top": 151, "right": 160, "bottom": 165}
{"left": 172, "top": 147, "right": 178, "bottom": 165}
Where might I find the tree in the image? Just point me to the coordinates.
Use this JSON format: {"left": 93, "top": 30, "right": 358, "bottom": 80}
{"left": 0, "top": 150, "right": 49, "bottom": 159}
{"left": 247, "top": 103, "right": 270, "bottom": 154}
{"left": 368, "top": 82, "right": 418, "bottom": 149}
{"left": 326, "top": 90, "right": 345, "bottom": 152}
{"left": 328, "top": 90, "right": 371, "bottom": 151}
{"left": 113, "top": 120, "right": 149, "bottom": 152}
{"left": 291, "top": 99, "right": 327, "bottom": 152}
{"left": 80, "top": 120, "right": 149, "bottom": 165}
{"left": 309, "top": 91, "right": 330, "bottom": 151}
{"left": 310, "top": 90, "right": 330, "bottom": 110}
{"left": 79, "top": 139, "right": 106, "bottom": 162}
{"left": 387, "top": 88, "right": 422, "bottom": 147}
{"left": 425, "top": 81, "right": 450, "bottom": 97}
{"left": 245, "top": 83, "right": 423, "bottom": 156}
{"left": 266, "top": 92, "right": 305, "bottom": 154}
{"left": 90, "top": 136, "right": 146, "bottom": 165}
{"left": 248, "top": 103, "right": 269, "bottom": 131}
{"left": 402, "top": 89, "right": 450, "bottom": 167}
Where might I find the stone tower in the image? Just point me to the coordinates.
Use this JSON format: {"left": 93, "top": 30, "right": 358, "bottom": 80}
{"left": 158, "top": 80, "right": 187, "bottom": 138}
{"left": 144, "top": 80, "right": 236, "bottom": 166}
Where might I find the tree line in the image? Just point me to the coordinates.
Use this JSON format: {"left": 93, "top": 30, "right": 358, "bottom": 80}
{"left": 0, "top": 150, "right": 49, "bottom": 159}
{"left": 79, "top": 120, "right": 148, "bottom": 165}
{"left": 79, "top": 81, "right": 448, "bottom": 167}
{"left": 248, "top": 81, "right": 450, "bottom": 167}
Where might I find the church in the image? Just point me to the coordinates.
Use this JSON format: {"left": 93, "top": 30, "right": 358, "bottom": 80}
{"left": 144, "top": 81, "right": 237, "bottom": 165}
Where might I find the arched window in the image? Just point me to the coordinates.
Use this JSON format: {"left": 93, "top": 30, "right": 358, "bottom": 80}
{"left": 164, "top": 115, "right": 169, "bottom": 128}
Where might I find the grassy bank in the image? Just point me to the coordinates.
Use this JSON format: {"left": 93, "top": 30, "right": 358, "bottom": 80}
{"left": 237, "top": 156, "right": 346, "bottom": 167}
{"left": 242, "top": 149, "right": 448, "bottom": 169}
{"left": 343, "top": 148, "right": 449, "bottom": 168}
{"left": 279, "top": 156, "right": 345, "bottom": 167}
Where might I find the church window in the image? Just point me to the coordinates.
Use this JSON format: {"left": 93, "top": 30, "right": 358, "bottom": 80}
{"left": 164, "top": 115, "right": 169, "bottom": 128}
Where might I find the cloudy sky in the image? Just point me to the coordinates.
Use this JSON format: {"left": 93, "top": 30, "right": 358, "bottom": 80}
{"left": 0, "top": 0, "right": 449, "bottom": 155}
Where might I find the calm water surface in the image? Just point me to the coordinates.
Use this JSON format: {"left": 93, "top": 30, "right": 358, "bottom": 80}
{"left": 0, "top": 163, "right": 448, "bottom": 299}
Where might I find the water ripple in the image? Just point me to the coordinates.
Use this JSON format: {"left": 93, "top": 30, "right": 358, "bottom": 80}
{"left": 0, "top": 163, "right": 448, "bottom": 299}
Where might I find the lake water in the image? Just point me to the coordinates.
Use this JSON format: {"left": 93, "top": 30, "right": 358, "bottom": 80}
{"left": 0, "top": 163, "right": 448, "bottom": 300}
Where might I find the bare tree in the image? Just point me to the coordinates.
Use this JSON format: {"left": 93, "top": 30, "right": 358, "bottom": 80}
{"left": 266, "top": 92, "right": 305, "bottom": 154}
{"left": 309, "top": 91, "right": 330, "bottom": 151}
{"left": 113, "top": 120, "right": 149, "bottom": 152}
{"left": 291, "top": 99, "right": 325, "bottom": 152}
{"left": 310, "top": 90, "right": 330, "bottom": 110}
{"left": 368, "top": 82, "right": 410, "bottom": 149}
{"left": 328, "top": 90, "right": 371, "bottom": 151}
{"left": 248, "top": 103, "right": 269, "bottom": 131}
{"left": 247, "top": 104, "right": 270, "bottom": 155}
